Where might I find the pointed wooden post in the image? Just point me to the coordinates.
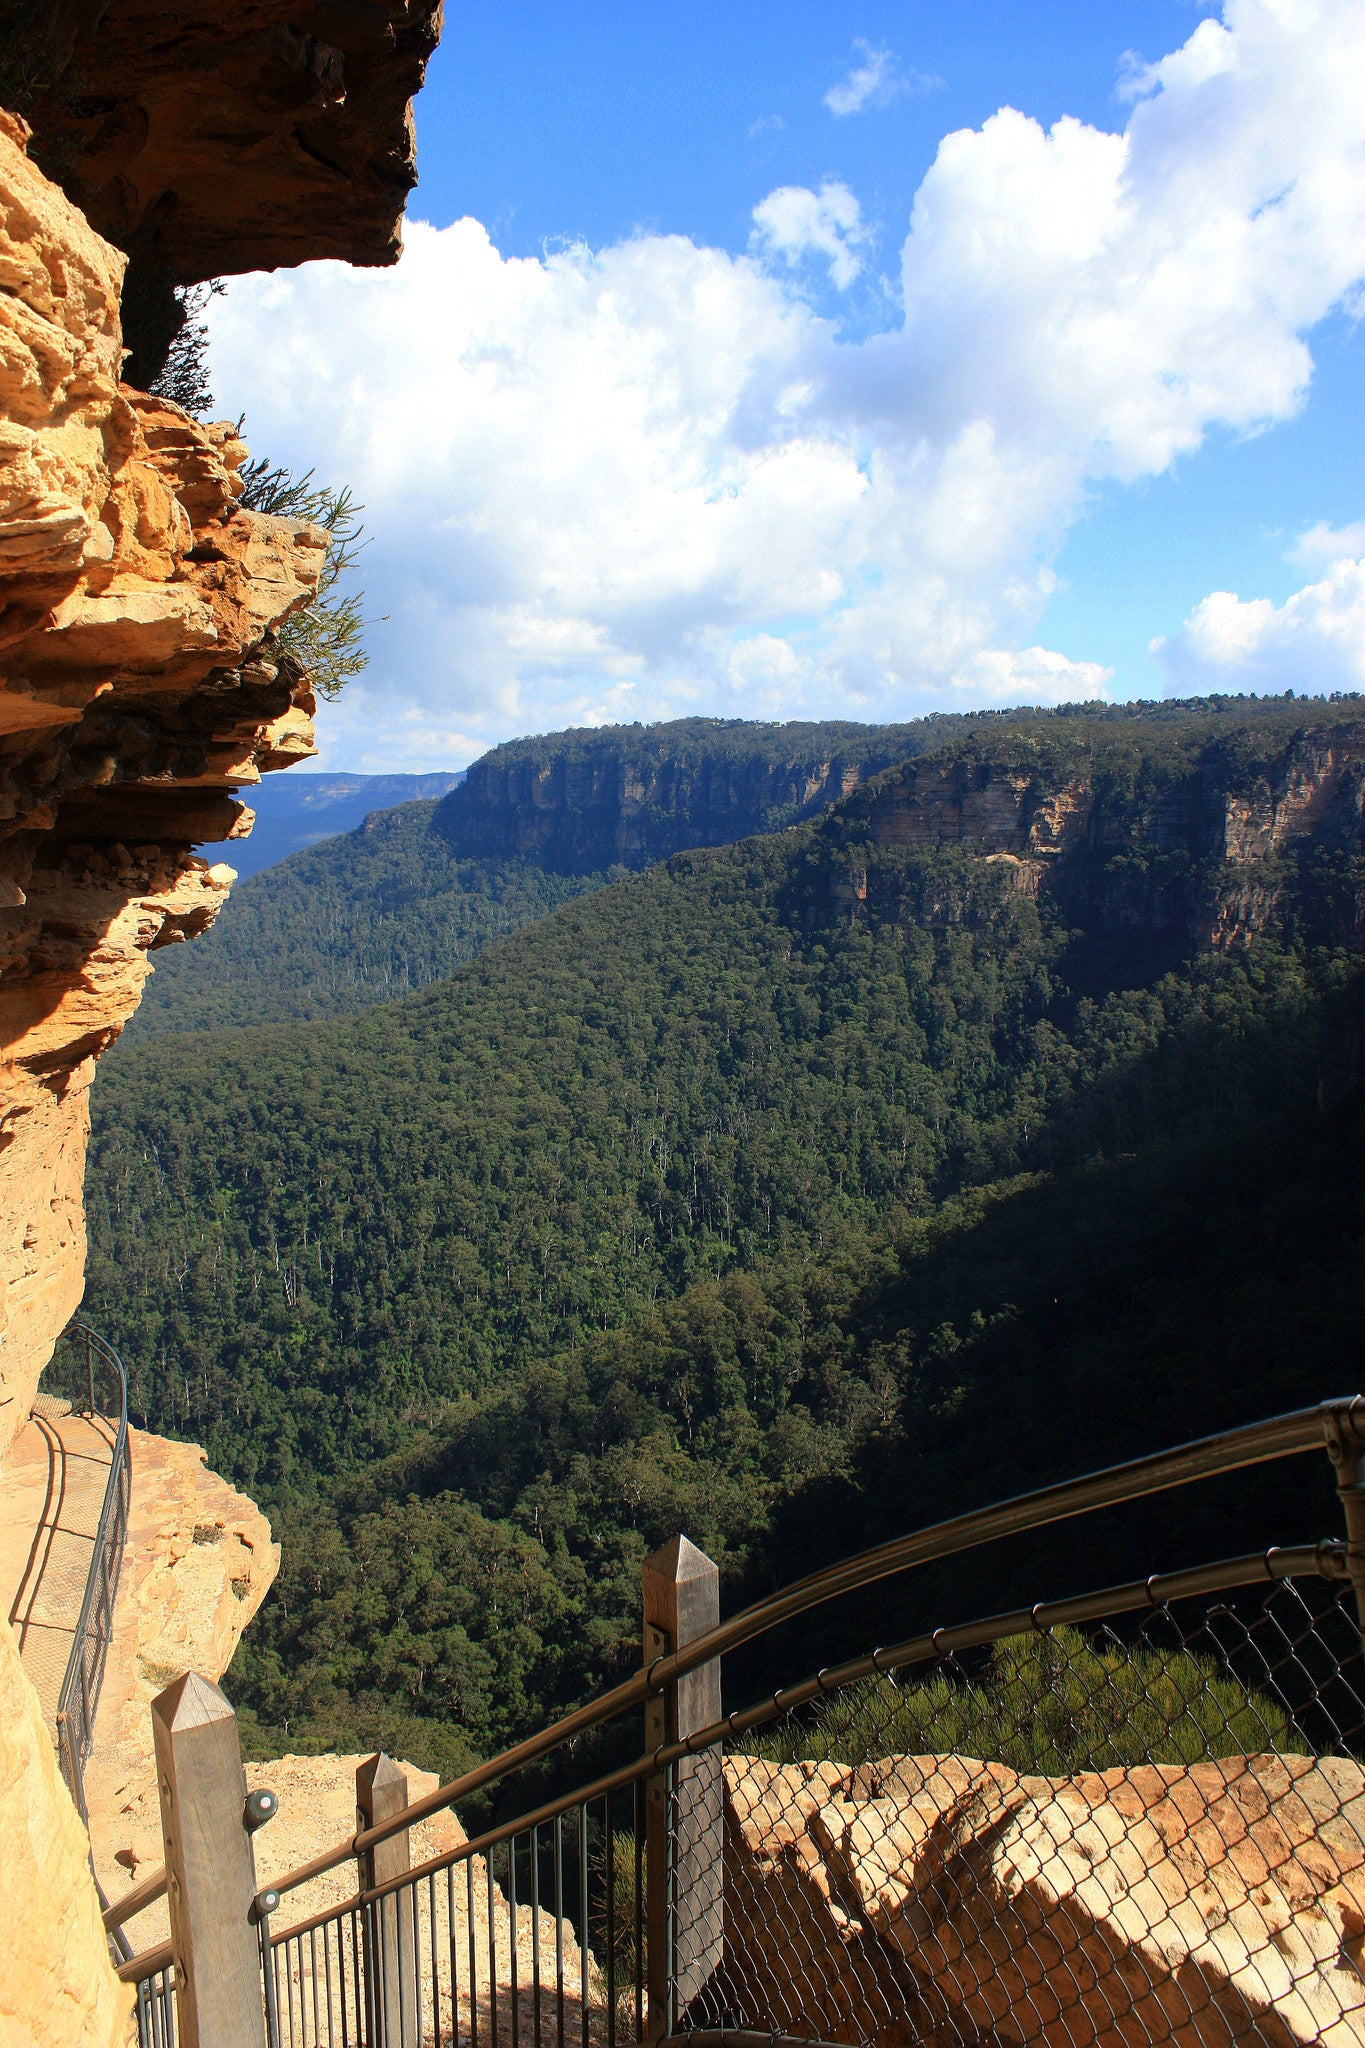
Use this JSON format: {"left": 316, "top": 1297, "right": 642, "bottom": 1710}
{"left": 151, "top": 1672, "right": 266, "bottom": 2048}
{"left": 643, "top": 1534, "right": 722, "bottom": 2037}
{"left": 357, "top": 1752, "right": 418, "bottom": 2046}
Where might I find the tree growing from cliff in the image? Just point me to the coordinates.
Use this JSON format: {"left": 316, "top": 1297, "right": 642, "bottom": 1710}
{"left": 238, "top": 456, "right": 372, "bottom": 699}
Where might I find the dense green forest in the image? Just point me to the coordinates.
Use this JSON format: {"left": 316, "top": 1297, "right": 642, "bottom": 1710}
{"left": 213, "top": 1077, "right": 1365, "bottom": 1773}
{"left": 86, "top": 698, "right": 1365, "bottom": 1773}
{"left": 126, "top": 713, "right": 964, "bottom": 1038}
{"left": 123, "top": 801, "right": 614, "bottom": 1037}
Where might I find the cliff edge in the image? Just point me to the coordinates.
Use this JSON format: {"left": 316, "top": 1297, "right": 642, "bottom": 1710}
{"left": 24, "top": 0, "right": 445, "bottom": 283}
{"left": 0, "top": 112, "right": 325, "bottom": 1453}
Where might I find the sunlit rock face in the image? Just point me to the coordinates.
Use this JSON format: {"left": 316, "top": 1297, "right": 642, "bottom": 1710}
{"left": 0, "top": 1619, "right": 132, "bottom": 2048}
{"left": 0, "top": 110, "right": 323, "bottom": 1456}
{"left": 836, "top": 722, "right": 1365, "bottom": 949}
{"left": 722, "top": 1751, "right": 1365, "bottom": 2048}
{"left": 23, "top": 0, "right": 444, "bottom": 282}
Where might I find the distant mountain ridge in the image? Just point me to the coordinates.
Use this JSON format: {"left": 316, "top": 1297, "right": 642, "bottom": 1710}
{"left": 127, "top": 715, "right": 964, "bottom": 1038}
{"left": 232, "top": 771, "right": 464, "bottom": 879}
{"left": 126, "top": 700, "right": 1363, "bottom": 1043}
{"left": 431, "top": 717, "right": 940, "bottom": 872}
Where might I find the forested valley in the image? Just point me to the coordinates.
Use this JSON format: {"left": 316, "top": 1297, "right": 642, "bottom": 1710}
{"left": 125, "top": 714, "right": 958, "bottom": 1038}
{"left": 88, "top": 697, "right": 1365, "bottom": 1775}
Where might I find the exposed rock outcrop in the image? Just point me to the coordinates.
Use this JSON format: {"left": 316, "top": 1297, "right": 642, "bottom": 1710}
{"left": 83, "top": 1427, "right": 278, "bottom": 1920}
{"left": 436, "top": 718, "right": 939, "bottom": 874}
{"left": 25, "top": 0, "right": 443, "bottom": 283}
{"left": 0, "top": 3, "right": 443, "bottom": 2038}
{"left": 831, "top": 722, "right": 1365, "bottom": 951}
{"left": 721, "top": 1750, "right": 1365, "bottom": 2046}
{"left": 0, "top": 1619, "right": 130, "bottom": 2047}
{"left": 0, "top": 113, "right": 323, "bottom": 1455}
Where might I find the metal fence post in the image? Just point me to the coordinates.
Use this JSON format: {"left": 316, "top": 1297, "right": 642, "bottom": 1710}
{"left": 152, "top": 1672, "right": 267, "bottom": 2048}
{"left": 1325, "top": 1406, "right": 1365, "bottom": 1639}
{"left": 643, "top": 1535, "right": 722, "bottom": 2038}
{"left": 357, "top": 1752, "right": 418, "bottom": 2046}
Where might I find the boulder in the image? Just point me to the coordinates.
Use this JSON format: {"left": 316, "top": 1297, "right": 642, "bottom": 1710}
{"left": 721, "top": 1750, "right": 1365, "bottom": 2046}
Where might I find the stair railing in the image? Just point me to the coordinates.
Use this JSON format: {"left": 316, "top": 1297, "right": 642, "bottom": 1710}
{"left": 113, "top": 1392, "right": 1365, "bottom": 2048}
{"left": 41, "top": 1319, "right": 132, "bottom": 1825}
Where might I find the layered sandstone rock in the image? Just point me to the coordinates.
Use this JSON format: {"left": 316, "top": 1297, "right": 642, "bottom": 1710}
{"left": 835, "top": 724, "right": 1365, "bottom": 949}
{"left": 25, "top": 0, "right": 443, "bottom": 283}
{"left": 82, "top": 1427, "right": 278, "bottom": 1920}
{"left": 0, "top": 1619, "right": 130, "bottom": 2048}
{"left": 0, "top": 113, "right": 324, "bottom": 1455}
{"left": 721, "top": 1750, "right": 1365, "bottom": 2047}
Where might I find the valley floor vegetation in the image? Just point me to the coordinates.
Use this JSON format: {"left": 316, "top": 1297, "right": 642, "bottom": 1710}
{"left": 85, "top": 700, "right": 1365, "bottom": 1777}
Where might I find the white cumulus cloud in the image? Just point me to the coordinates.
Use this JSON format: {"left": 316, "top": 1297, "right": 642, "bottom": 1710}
{"left": 207, "top": 0, "right": 1365, "bottom": 768}
{"left": 751, "top": 181, "right": 870, "bottom": 288}
{"left": 1153, "top": 559, "right": 1365, "bottom": 693}
{"left": 952, "top": 646, "right": 1114, "bottom": 702}
{"left": 1291, "top": 520, "right": 1365, "bottom": 570}
{"left": 824, "top": 39, "right": 929, "bottom": 117}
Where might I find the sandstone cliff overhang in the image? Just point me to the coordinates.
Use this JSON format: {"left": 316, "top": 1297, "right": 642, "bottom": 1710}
{"left": 0, "top": 111, "right": 324, "bottom": 1450}
{"left": 25, "top": 0, "right": 444, "bottom": 281}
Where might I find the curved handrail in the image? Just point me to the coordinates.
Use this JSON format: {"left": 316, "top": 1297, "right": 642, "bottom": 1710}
{"left": 261, "top": 1539, "right": 1349, "bottom": 1946}
{"left": 261, "top": 1393, "right": 1362, "bottom": 1902}
{"left": 46, "top": 1321, "right": 132, "bottom": 1826}
{"left": 116, "top": 1530, "right": 1353, "bottom": 1980}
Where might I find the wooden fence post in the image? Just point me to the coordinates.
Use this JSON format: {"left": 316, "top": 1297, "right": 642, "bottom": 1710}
{"left": 643, "top": 1534, "right": 722, "bottom": 2038}
{"left": 151, "top": 1672, "right": 266, "bottom": 2048}
{"left": 357, "top": 1752, "right": 418, "bottom": 2047}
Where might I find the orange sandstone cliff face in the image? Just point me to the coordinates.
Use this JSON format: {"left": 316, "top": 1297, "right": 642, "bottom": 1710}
{"left": 0, "top": 112, "right": 324, "bottom": 1457}
{"left": 28, "top": 0, "right": 445, "bottom": 283}
{"left": 828, "top": 725, "right": 1365, "bottom": 950}
{"left": 0, "top": 13, "right": 439, "bottom": 2038}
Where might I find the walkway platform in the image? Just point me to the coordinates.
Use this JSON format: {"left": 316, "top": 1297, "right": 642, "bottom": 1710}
{"left": 0, "top": 1394, "right": 117, "bottom": 1733}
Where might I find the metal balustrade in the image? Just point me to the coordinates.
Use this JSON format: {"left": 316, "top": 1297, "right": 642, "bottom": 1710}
{"left": 36, "top": 1320, "right": 132, "bottom": 1827}
{"left": 118, "top": 1394, "right": 1365, "bottom": 2048}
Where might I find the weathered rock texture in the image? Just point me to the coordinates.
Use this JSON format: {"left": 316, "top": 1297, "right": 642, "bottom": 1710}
{"left": 720, "top": 1750, "right": 1365, "bottom": 2047}
{"left": 0, "top": 112, "right": 323, "bottom": 1456}
{"left": 82, "top": 1425, "right": 278, "bottom": 1918}
{"left": 0, "top": 1617, "right": 131, "bottom": 2048}
{"left": 829, "top": 722, "right": 1365, "bottom": 952}
{"left": 25, "top": 0, "right": 443, "bottom": 282}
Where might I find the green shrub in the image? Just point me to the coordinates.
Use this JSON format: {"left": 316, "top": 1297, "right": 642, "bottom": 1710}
{"left": 754, "top": 1624, "right": 1304, "bottom": 1773}
{"left": 238, "top": 455, "right": 371, "bottom": 698}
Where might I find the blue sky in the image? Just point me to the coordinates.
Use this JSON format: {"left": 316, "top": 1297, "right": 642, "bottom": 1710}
{"left": 208, "top": 0, "right": 1365, "bottom": 769}
{"left": 418, "top": 2, "right": 1205, "bottom": 254}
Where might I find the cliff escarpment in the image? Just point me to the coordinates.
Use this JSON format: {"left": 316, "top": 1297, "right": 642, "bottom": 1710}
{"left": 0, "top": 112, "right": 327, "bottom": 1450}
{"left": 435, "top": 717, "right": 947, "bottom": 874}
{"left": 22, "top": 0, "right": 443, "bottom": 282}
{"left": 827, "top": 717, "right": 1365, "bottom": 954}
{"left": 0, "top": 8, "right": 440, "bottom": 2041}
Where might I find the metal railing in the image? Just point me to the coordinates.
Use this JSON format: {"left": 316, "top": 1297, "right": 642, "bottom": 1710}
{"left": 121, "top": 1393, "right": 1365, "bottom": 2048}
{"left": 39, "top": 1320, "right": 132, "bottom": 1825}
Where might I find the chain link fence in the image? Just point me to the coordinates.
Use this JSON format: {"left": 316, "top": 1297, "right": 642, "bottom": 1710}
{"left": 119, "top": 1398, "right": 1365, "bottom": 2048}
{"left": 691, "top": 1566, "right": 1365, "bottom": 2047}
